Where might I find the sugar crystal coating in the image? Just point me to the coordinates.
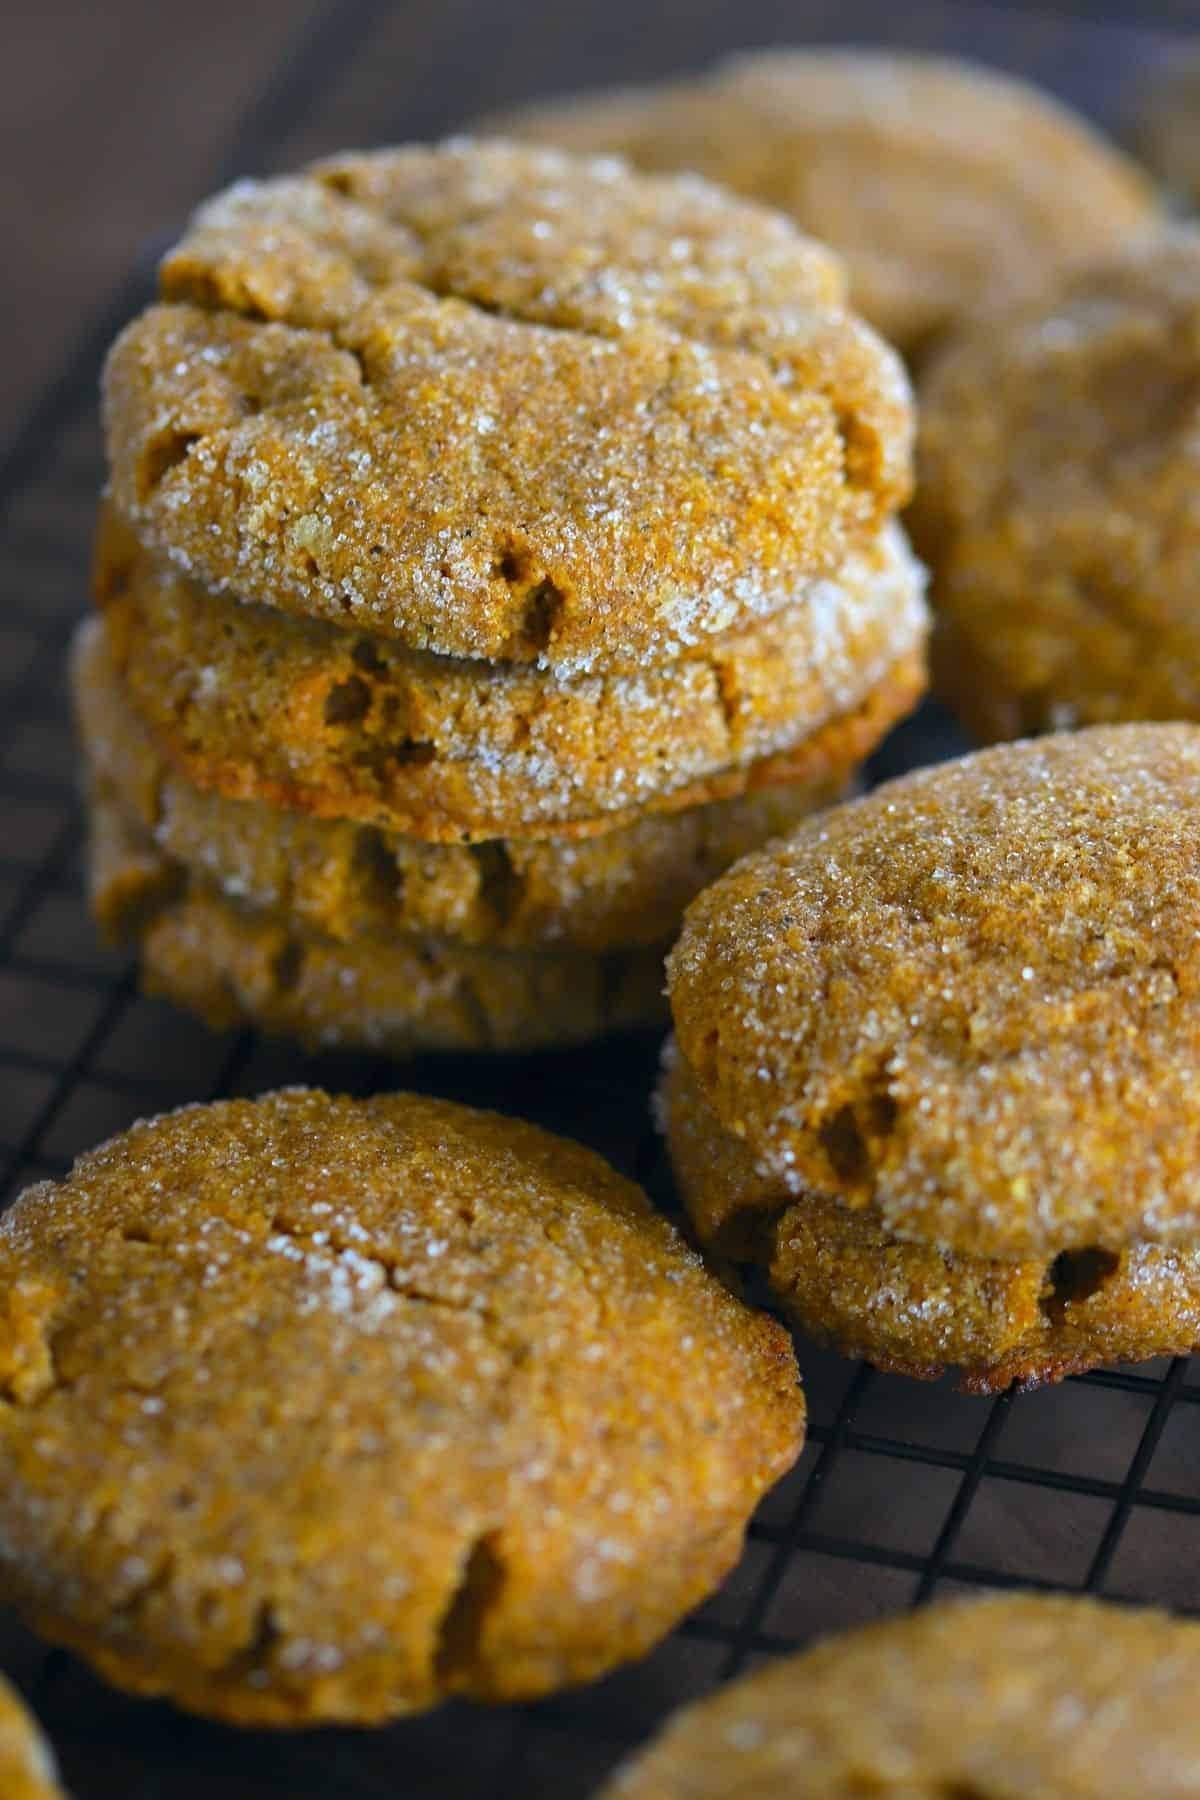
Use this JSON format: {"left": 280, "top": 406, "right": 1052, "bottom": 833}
{"left": 94, "top": 505, "right": 927, "bottom": 841}
{"left": 0, "top": 1088, "right": 803, "bottom": 1723}
{"left": 670, "top": 725, "right": 1200, "bottom": 1259}
{"left": 664, "top": 1048, "right": 1200, "bottom": 1392}
{"left": 74, "top": 614, "right": 843, "bottom": 954}
{"left": 102, "top": 140, "right": 912, "bottom": 671}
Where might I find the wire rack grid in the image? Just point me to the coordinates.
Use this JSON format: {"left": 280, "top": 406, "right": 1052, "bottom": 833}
{"left": 0, "top": 3, "right": 1197, "bottom": 1795}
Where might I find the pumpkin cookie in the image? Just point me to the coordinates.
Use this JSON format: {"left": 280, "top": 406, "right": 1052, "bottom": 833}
{"left": 602, "top": 1593, "right": 1200, "bottom": 1797}
{"left": 94, "top": 507, "right": 927, "bottom": 842}
{"left": 102, "top": 140, "right": 912, "bottom": 671}
{"left": 88, "top": 785, "right": 670, "bottom": 1053}
{"left": 663, "top": 1049, "right": 1200, "bottom": 1392}
{"left": 916, "top": 228, "right": 1200, "bottom": 739}
{"left": 74, "top": 615, "right": 843, "bottom": 954}
{"left": 0, "top": 1088, "right": 803, "bottom": 1724}
{"left": 491, "top": 50, "right": 1157, "bottom": 360}
{"left": 0, "top": 1677, "right": 61, "bottom": 1800}
{"left": 668, "top": 726, "right": 1200, "bottom": 1261}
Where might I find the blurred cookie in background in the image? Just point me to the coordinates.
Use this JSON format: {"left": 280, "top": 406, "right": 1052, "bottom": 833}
{"left": 0, "top": 1676, "right": 61, "bottom": 1800}
{"left": 915, "top": 227, "right": 1200, "bottom": 740}
{"left": 488, "top": 49, "right": 1159, "bottom": 360}
{"left": 601, "top": 1594, "right": 1200, "bottom": 1797}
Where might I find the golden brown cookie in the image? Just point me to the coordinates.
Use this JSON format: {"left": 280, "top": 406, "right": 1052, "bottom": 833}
{"left": 915, "top": 228, "right": 1200, "bottom": 739}
{"left": 88, "top": 785, "right": 670, "bottom": 1053}
{"left": 74, "top": 615, "right": 844, "bottom": 954}
{"left": 94, "top": 507, "right": 927, "bottom": 842}
{"left": 601, "top": 1593, "right": 1200, "bottom": 1798}
{"left": 102, "top": 140, "right": 912, "bottom": 671}
{"left": 668, "top": 726, "right": 1200, "bottom": 1261}
{"left": 0, "top": 1677, "right": 61, "bottom": 1800}
{"left": 0, "top": 1087, "right": 803, "bottom": 1725}
{"left": 664, "top": 1048, "right": 1200, "bottom": 1392}
{"left": 490, "top": 51, "right": 1157, "bottom": 360}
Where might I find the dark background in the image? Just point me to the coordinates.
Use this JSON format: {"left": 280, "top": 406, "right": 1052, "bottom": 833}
{"left": 1, "top": 3, "right": 1198, "bottom": 1796}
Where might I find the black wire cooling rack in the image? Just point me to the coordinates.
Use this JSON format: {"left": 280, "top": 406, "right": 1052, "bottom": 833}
{"left": 2, "top": 2, "right": 1198, "bottom": 1794}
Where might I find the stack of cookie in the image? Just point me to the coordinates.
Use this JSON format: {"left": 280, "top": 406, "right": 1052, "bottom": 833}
{"left": 78, "top": 141, "right": 926, "bottom": 1056}
{"left": 663, "top": 726, "right": 1200, "bottom": 1392}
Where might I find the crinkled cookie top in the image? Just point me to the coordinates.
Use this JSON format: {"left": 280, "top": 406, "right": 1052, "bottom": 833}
{"left": 0, "top": 1086, "right": 801, "bottom": 1723}
{"left": 103, "top": 140, "right": 912, "bottom": 672}
{"left": 670, "top": 724, "right": 1200, "bottom": 1260}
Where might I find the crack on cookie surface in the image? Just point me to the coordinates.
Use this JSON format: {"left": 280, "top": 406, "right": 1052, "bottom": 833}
{"left": 137, "top": 430, "right": 201, "bottom": 499}
{"left": 352, "top": 825, "right": 405, "bottom": 909}
{"left": 815, "top": 1066, "right": 899, "bottom": 1193}
{"left": 472, "top": 841, "right": 522, "bottom": 930}
{"left": 433, "top": 1534, "right": 507, "bottom": 1687}
{"left": 270, "top": 938, "right": 305, "bottom": 994}
{"left": 322, "top": 674, "right": 373, "bottom": 726}
{"left": 516, "top": 578, "right": 565, "bottom": 656}
{"left": 264, "top": 1211, "right": 508, "bottom": 1330}
{"left": 215, "top": 1599, "right": 283, "bottom": 1684}
{"left": 1042, "top": 1246, "right": 1121, "bottom": 1321}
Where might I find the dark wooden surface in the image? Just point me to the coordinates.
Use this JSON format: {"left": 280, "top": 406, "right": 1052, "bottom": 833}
{"left": 1, "top": 3, "right": 1199, "bottom": 1796}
